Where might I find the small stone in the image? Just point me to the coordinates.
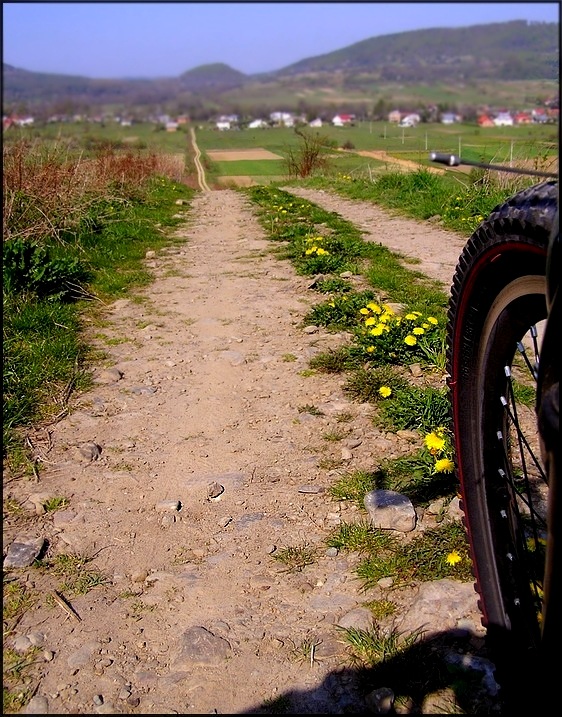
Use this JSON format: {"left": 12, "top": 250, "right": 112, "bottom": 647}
{"left": 118, "top": 686, "right": 132, "bottom": 700}
{"left": 156, "top": 500, "right": 181, "bottom": 512}
{"left": 23, "top": 695, "right": 49, "bottom": 714}
{"left": 97, "top": 368, "right": 124, "bottom": 384}
{"left": 13, "top": 635, "right": 33, "bottom": 652}
{"left": 27, "top": 632, "right": 45, "bottom": 646}
{"left": 365, "top": 686, "right": 395, "bottom": 713}
{"left": 130, "top": 385, "right": 157, "bottom": 396}
{"left": 378, "top": 577, "right": 394, "bottom": 588}
{"left": 3, "top": 535, "right": 45, "bottom": 568}
{"left": 408, "top": 363, "right": 423, "bottom": 377}
{"left": 207, "top": 482, "right": 224, "bottom": 499}
{"left": 76, "top": 442, "right": 102, "bottom": 462}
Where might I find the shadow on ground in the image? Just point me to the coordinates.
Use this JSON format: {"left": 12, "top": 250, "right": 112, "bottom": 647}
{"left": 237, "top": 628, "right": 504, "bottom": 714}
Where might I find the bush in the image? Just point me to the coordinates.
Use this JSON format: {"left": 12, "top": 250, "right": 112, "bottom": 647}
{"left": 283, "top": 128, "right": 337, "bottom": 178}
{"left": 3, "top": 238, "right": 90, "bottom": 301}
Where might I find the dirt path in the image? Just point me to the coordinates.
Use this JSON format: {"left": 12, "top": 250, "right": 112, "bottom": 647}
{"left": 4, "top": 189, "right": 500, "bottom": 715}
{"left": 286, "top": 186, "right": 467, "bottom": 290}
{"left": 353, "top": 149, "right": 446, "bottom": 175}
{"left": 190, "top": 128, "right": 211, "bottom": 192}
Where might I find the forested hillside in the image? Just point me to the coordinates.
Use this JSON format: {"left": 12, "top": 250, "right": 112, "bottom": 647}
{"left": 3, "top": 19, "right": 558, "bottom": 116}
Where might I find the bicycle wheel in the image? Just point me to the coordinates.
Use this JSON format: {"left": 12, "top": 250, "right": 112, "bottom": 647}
{"left": 446, "top": 180, "right": 557, "bottom": 706}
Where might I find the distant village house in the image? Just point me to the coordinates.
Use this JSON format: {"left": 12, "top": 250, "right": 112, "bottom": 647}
{"left": 332, "top": 114, "right": 355, "bottom": 127}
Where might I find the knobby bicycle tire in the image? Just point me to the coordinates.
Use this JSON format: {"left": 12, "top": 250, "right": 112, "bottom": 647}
{"left": 446, "top": 180, "right": 557, "bottom": 708}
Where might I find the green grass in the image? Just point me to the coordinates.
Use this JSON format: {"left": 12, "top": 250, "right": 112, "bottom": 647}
{"left": 3, "top": 295, "right": 92, "bottom": 463}
{"left": 353, "top": 520, "right": 472, "bottom": 590}
{"left": 375, "top": 385, "right": 452, "bottom": 433}
{"left": 3, "top": 165, "right": 194, "bottom": 473}
{"left": 339, "top": 622, "right": 422, "bottom": 666}
{"left": 208, "top": 159, "right": 286, "bottom": 176}
{"left": 37, "top": 553, "right": 111, "bottom": 596}
{"left": 342, "top": 366, "right": 409, "bottom": 404}
{"left": 293, "top": 162, "right": 551, "bottom": 236}
{"left": 192, "top": 121, "right": 557, "bottom": 161}
{"left": 327, "top": 519, "right": 398, "bottom": 552}
{"left": 6, "top": 121, "right": 192, "bottom": 156}
{"left": 271, "top": 544, "right": 318, "bottom": 572}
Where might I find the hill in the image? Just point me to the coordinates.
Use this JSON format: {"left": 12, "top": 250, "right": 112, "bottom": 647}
{"left": 2, "top": 20, "right": 558, "bottom": 117}
{"left": 274, "top": 20, "right": 558, "bottom": 81}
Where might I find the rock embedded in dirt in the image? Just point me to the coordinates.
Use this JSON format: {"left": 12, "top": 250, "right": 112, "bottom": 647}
{"left": 364, "top": 489, "right": 417, "bottom": 531}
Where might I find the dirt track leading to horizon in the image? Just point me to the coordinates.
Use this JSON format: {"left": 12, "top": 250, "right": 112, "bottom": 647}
{"left": 3, "top": 178, "right": 504, "bottom": 714}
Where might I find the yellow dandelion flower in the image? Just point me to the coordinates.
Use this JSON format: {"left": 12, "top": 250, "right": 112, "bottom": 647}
{"left": 404, "top": 335, "right": 417, "bottom": 346}
{"left": 379, "top": 386, "right": 392, "bottom": 398}
{"left": 413, "top": 327, "right": 425, "bottom": 335}
{"left": 305, "top": 248, "right": 314, "bottom": 255}
{"left": 405, "top": 313, "right": 417, "bottom": 320}
{"left": 367, "top": 302, "right": 381, "bottom": 313}
{"left": 435, "top": 458, "right": 455, "bottom": 473}
{"left": 427, "top": 317, "right": 438, "bottom": 325}
{"left": 370, "top": 325, "right": 384, "bottom": 336}
{"left": 425, "top": 432, "right": 446, "bottom": 452}
{"left": 526, "top": 536, "right": 547, "bottom": 552}
{"left": 365, "top": 317, "right": 376, "bottom": 326}
{"left": 359, "top": 308, "right": 370, "bottom": 315}
{"left": 317, "top": 248, "right": 329, "bottom": 255}
{"left": 367, "top": 346, "right": 375, "bottom": 353}
{"left": 446, "top": 550, "right": 462, "bottom": 566}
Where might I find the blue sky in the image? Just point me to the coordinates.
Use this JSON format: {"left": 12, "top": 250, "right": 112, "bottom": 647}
{"left": 2, "top": 2, "right": 560, "bottom": 78}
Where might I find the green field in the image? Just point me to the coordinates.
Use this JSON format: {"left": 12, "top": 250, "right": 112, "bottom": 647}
{"left": 5, "top": 119, "right": 558, "bottom": 183}
{"left": 4, "top": 121, "right": 191, "bottom": 155}
{"left": 196, "top": 122, "right": 558, "bottom": 181}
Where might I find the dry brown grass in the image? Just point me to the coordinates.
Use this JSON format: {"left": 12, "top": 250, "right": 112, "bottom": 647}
{"left": 3, "top": 140, "right": 187, "bottom": 245}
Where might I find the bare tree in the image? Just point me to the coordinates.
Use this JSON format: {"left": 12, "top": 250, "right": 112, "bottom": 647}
{"left": 283, "top": 127, "right": 337, "bottom": 179}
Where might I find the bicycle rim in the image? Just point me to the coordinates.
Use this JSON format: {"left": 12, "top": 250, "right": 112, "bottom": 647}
{"left": 447, "top": 181, "right": 556, "bottom": 702}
